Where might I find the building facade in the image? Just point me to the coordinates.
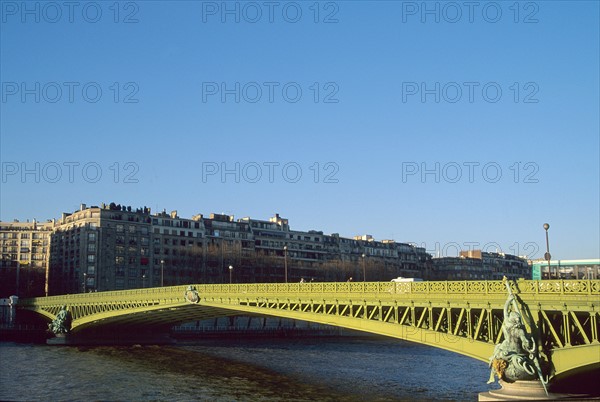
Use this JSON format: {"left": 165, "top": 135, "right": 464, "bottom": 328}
{"left": 430, "top": 250, "right": 531, "bottom": 280}
{"left": 0, "top": 220, "right": 53, "bottom": 297}
{"left": 1, "top": 203, "right": 434, "bottom": 296}
{"left": 47, "top": 203, "right": 154, "bottom": 295}
{"left": 3, "top": 202, "right": 551, "bottom": 297}
{"left": 531, "top": 259, "right": 599, "bottom": 280}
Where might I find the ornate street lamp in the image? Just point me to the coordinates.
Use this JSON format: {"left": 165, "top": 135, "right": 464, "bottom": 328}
{"left": 4, "top": 255, "right": 21, "bottom": 297}
{"left": 16, "top": 261, "right": 20, "bottom": 297}
{"left": 543, "top": 223, "right": 552, "bottom": 279}
{"left": 362, "top": 253, "right": 366, "bottom": 282}
{"left": 160, "top": 259, "right": 165, "bottom": 287}
{"left": 229, "top": 265, "right": 233, "bottom": 284}
{"left": 284, "top": 245, "right": 288, "bottom": 283}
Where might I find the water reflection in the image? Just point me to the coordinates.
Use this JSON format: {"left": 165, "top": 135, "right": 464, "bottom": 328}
{"left": 1, "top": 337, "right": 493, "bottom": 401}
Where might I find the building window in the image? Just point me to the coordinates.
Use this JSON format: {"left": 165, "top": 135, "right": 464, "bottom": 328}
{"left": 88, "top": 233, "right": 96, "bottom": 241}
{"left": 129, "top": 225, "right": 136, "bottom": 234}
{"left": 87, "top": 265, "right": 95, "bottom": 274}
{"left": 87, "top": 254, "right": 95, "bottom": 263}
{"left": 116, "top": 224, "right": 124, "bottom": 233}
{"left": 87, "top": 243, "right": 96, "bottom": 252}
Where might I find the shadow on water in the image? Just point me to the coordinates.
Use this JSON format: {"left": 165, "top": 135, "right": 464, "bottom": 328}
{"left": 77, "top": 344, "right": 365, "bottom": 402}
{"left": 176, "top": 336, "right": 493, "bottom": 401}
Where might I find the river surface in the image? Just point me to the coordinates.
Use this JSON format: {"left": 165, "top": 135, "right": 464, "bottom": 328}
{"left": 0, "top": 336, "right": 495, "bottom": 401}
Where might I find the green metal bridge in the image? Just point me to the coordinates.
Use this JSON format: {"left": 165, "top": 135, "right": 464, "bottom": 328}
{"left": 19, "top": 279, "right": 600, "bottom": 383}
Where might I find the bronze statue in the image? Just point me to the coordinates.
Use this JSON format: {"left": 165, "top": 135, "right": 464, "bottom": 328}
{"left": 48, "top": 305, "right": 72, "bottom": 335}
{"left": 488, "top": 278, "right": 547, "bottom": 395}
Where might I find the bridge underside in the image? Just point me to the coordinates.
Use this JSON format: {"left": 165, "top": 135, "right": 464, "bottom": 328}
{"left": 41, "top": 303, "right": 243, "bottom": 345}
{"left": 198, "top": 300, "right": 496, "bottom": 363}
{"left": 72, "top": 303, "right": 238, "bottom": 333}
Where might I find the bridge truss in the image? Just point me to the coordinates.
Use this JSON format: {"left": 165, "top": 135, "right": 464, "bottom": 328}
{"left": 20, "top": 279, "right": 600, "bottom": 379}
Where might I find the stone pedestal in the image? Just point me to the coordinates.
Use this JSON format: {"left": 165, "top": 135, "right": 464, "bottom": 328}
{"left": 479, "top": 380, "right": 559, "bottom": 401}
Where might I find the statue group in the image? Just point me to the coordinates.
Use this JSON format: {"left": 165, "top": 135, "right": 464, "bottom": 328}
{"left": 488, "top": 279, "right": 547, "bottom": 394}
{"left": 48, "top": 305, "right": 72, "bottom": 335}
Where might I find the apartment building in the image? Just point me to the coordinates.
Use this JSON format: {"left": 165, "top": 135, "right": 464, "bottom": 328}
{"left": 47, "top": 203, "right": 153, "bottom": 295}
{"left": 430, "top": 250, "right": 530, "bottom": 280}
{"left": 3, "top": 203, "right": 433, "bottom": 296}
{"left": 0, "top": 220, "right": 53, "bottom": 297}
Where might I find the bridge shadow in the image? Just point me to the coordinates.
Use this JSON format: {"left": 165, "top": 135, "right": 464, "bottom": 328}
{"left": 549, "top": 367, "right": 600, "bottom": 396}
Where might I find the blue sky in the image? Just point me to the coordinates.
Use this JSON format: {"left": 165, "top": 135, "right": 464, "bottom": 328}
{"left": 1, "top": 1, "right": 598, "bottom": 260}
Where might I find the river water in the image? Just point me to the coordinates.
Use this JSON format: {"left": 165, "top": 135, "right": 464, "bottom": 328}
{"left": 0, "top": 336, "right": 495, "bottom": 401}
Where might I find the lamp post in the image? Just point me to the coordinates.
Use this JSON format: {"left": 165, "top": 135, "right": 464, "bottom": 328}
{"left": 160, "top": 259, "right": 165, "bottom": 287}
{"left": 83, "top": 272, "right": 87, "bottom": 293}
{"left": 142, "top": 274, "right": 146, "bottom": 288}
{"left": 229, "top": 265, "right": 233, "bottom": 284}
{"left": 361, "top": 253, "right": 366, "bottom": 282}
{"left": 15, "top": 261, "right": 20, "bottom": 297}
{"left": 284, "top": 245, "right": 288, "bottom": 283}
{"left": 2, "top": 255, "right": 19, "bottom": 297}
{"left": 543, "top": 223, "right": 552, "bottom": 279}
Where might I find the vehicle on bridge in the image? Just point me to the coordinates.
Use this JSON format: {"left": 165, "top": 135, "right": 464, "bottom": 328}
{"left": 390, "top": 277, "right": 423, "bottom": 282}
